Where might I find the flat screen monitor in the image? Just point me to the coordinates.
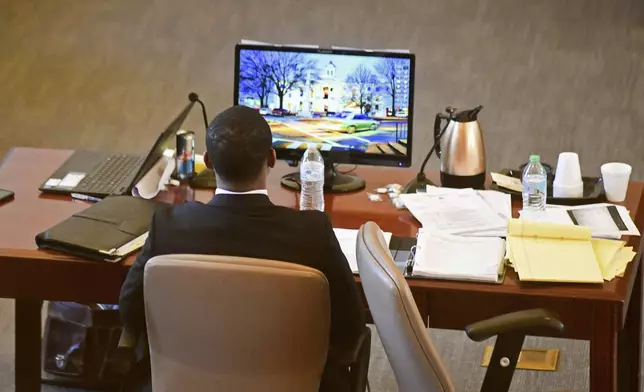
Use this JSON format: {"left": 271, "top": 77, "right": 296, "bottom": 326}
{"left": 234, "top": 44, "right": 415, "bottom": 168}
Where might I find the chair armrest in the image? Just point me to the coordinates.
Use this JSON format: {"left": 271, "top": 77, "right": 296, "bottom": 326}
{"left": 327, "top": 326, "right": 371, "bottom": 367}
{"left": 465, "top": 308, "right": 564, "bottom": 342}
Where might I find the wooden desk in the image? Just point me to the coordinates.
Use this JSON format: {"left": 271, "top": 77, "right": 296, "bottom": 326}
{"left": 1, "top": 147, "right": 642, "bottom": 392}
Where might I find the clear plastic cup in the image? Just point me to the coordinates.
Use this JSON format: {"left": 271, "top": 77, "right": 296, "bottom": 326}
{"left": 601, "top": 162, "right": 632, "bottom": 202}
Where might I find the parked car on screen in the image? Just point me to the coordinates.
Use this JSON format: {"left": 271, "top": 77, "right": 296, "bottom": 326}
{"left": 259, "top": 107, "right": 271, "bottom": 115}
{"left": 334, "top": 114, "right": 379, "bottom": 133}
{"left": 271, "top": 108, "right": 292, "bottom": 117}
{"left": 334, "top": 111, "right": 353, "bottom": 119}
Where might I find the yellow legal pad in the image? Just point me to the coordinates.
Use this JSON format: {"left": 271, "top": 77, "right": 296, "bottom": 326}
{"left": 506, "top": 219, "right": 635, "bottom": 283}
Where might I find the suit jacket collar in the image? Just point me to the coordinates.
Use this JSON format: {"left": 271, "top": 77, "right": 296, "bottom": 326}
{"left": 207, "top": 193, "right": 274, "bottom": 208}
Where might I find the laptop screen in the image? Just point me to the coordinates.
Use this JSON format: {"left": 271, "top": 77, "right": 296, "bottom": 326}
{"left": 128, "top": 101, "right": 196, "bottom": 189}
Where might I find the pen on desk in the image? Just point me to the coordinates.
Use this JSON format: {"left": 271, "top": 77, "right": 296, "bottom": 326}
{"left": 71, "top": 193, "right": 102, "bottom": 203}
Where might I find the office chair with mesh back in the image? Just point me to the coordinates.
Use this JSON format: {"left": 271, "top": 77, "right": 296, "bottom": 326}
{"left": 356, "top": 222, "right": 565, "bottom": 392}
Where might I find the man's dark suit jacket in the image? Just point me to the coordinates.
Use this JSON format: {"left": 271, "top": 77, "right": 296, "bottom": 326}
{"left": 119, "top": 193, "right": 366, "bottom": 391}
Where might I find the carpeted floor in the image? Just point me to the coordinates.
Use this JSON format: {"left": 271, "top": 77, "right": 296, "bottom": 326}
{"left": 0, "top": 299, "right": 588, "bottom": 392}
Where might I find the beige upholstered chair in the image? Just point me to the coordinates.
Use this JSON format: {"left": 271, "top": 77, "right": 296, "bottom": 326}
{"left": 143, "top": 254, "right": 330, "bottom": 392}
{"left": 356, "top": 222, "right": 565, "bottom": 392}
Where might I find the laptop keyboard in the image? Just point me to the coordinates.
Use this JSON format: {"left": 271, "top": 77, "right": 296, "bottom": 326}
{"left": 74, "top": 154, "right": 145, "bottom": 195}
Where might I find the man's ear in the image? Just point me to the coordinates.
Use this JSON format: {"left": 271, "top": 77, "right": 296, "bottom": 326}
{"left": 204, "top": 151, "right": 212, "bottom": 169}
{"left": 268, "top": 149, "right": 277, "bottom": 168}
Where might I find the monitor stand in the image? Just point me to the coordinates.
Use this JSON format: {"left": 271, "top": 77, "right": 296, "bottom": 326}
{"left": 281, "top": 160, "right": 366, "bottom": 193}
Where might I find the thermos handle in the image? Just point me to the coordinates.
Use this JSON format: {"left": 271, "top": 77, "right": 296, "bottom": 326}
{"left": 433, "top": 112, "right": 449, "bottom": 158}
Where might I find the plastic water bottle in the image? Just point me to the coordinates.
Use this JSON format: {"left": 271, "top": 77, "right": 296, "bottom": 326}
{"left": 300, "top": 145, "right": 325, "bottom": 211}
{"left": 522, "top": 154, "right": 548, "bottom": 219}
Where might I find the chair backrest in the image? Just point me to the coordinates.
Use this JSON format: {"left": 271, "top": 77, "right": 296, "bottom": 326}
{"left": 356, "top": 222, "right": 456, "bottom": 392}
{"left": 143, "top": 254, "right": 330, "bottom": 392}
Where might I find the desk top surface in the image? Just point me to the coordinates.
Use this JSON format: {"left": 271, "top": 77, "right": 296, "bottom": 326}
{"left": 1, "top": 147, "right": 643, "bottom": 303}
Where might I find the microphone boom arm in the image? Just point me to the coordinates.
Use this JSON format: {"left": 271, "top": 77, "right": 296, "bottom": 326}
{"left": 188, "top": 92, "right": 209, "bottom": 131}
{"left": 402, "top": 115, "right": 451, "bottom": 193}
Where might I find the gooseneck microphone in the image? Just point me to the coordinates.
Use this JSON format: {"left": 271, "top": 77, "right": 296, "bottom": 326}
{"left": 402, "top": 113, "right": 452, "bottom": 194}
{"left": 188, "top": 92, "right": 209, "bottom": 131}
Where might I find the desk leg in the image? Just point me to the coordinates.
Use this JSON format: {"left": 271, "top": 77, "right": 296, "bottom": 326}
{"left": 15, "top": 299, "right": 42, "bottom": 392}
{"left": 619, "top": 263, "right": 643, "bottom": 392}
{"left": 590, "top": 304, "right": 619, "bottom": 392}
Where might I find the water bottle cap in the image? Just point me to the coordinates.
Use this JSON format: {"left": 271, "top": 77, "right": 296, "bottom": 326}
{"left": 529, "top": 155, "right": 540, "bottom": 163}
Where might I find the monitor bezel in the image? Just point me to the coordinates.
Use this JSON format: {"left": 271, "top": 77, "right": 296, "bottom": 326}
{"left": 234, "top": 44, "right": 415, "bottom": 168}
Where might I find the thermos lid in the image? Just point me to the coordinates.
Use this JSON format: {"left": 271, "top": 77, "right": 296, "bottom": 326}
{"left": 450, "top": 105, "right": 484, "bottom": 122}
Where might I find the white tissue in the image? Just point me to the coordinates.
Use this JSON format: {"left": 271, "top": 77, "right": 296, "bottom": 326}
{"left": 131, "top": 155, "right": 176, "bottom": 199}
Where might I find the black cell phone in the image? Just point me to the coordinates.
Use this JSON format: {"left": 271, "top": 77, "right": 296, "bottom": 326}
{"left": 0, "top": 189, "right": 15, "bottom": 203}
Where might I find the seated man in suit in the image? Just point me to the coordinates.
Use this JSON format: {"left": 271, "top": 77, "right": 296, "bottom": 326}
{"left": 119, "top": 105, "right": 366, "bottom": 391}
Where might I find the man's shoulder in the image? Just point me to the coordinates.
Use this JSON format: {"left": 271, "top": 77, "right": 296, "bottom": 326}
{"left": 273, "top": 206, "right": 331, "bottom": 226}
{"left": 152, "top": 201, "right": 209, "bottom": 224}
{"left": 152, "top": 201, "right": 330, "bottom": 226}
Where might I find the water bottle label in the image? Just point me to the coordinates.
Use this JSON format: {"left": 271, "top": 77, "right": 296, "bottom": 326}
{"left": 525, "top": 180, "right": 546, "bottom": 197}
{"left": 301, "top": 162, "right": 324, "bottom": 182}
{"left": 301, "top": 169, "right": 321, "bottom": 182}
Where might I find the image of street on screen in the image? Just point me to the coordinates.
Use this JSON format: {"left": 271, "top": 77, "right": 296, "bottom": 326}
{"left": 237, "top": 48, "right": 412, "bottom": 156}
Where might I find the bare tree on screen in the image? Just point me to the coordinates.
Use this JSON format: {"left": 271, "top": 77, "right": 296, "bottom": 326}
{"left": 375, "top": 58, "right": 399, "bottom": 116}
{"left": 345, "top": 64, "right": 378, "bottom": 114}
{"left": 239, "top": 50, "right": 273, "bottom": 107}
{"left": 265, "top": 52, "right": 318, "bottom": 110}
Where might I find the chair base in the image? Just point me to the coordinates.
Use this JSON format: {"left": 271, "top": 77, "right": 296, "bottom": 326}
{"left": 481, "top": 346, "right": 560, "bottom": 371}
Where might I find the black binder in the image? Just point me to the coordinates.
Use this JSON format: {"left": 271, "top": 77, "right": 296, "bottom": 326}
{"left": 36, "top": 196, "right": 170, "bottom": 262}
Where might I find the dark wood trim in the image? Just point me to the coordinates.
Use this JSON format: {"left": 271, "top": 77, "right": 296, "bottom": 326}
{"left": 590, "top": 303, "right": 619, "bottom": 392}
{"left": 619, "top": 260, "right": 643, "bottom": 392}
{"left": 15, "top": 299, "right": 42, "bottom": 392}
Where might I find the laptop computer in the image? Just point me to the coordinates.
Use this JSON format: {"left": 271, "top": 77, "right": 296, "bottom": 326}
{"left": 39, "top": 101, "right": 195, "bottom": 198}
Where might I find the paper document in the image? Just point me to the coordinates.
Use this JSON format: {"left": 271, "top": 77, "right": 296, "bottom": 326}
{"left": 99, "top": 232, "right": 149, "bottom": 261}
{"left": 413, "top": 229, "right": 506, "bottom": 283}
{"left": 507, "top": 219, "right": 603, "bottom": 283}
{"left": 131, "top": 152, "right": 175, "bottom": 199}
{"left": 114, "top": 232, "right": 149, "bottom": 257}
{"left": 466, "top": 190, "right": 513, "bottom": 237}
{"left": 334, "top": 228, "right": 392, "bottom": 273}
{"left": 491, "top": 172, "right": 523, "bottom": 193}
{"left": 478, "top": 190, "right": 513, "bottom": 219}
{"left": 612, "top": 247, "right": 637, "bottom": 278}
{"left": 400, "top": 188, "right": 509, "bottom": 236}
{"left": 520, "top": 203, "right": 639, "bottom": 238}
{"left": 591, "top": 238, "right": 626, "bottom": 280}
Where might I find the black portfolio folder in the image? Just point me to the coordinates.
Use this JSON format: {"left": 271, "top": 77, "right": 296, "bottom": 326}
{"left": 36, "top": 196, "right": 170, "bottom": 262}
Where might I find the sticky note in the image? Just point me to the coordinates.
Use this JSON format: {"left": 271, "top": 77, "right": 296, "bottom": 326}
{"left": 44, "top": 178, "right": 61, "bottom": 188}
{"left": 59, "top": 172, "right": 86, "bottom": 188}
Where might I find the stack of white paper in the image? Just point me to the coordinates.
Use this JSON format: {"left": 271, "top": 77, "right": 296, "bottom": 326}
{"left": 413, "top": 229, "right": 506, "bottom": 283}
{"left": 334, "top": 228, "right": 393, "bottom": 273}
{"left": 398, "top": 187, "right": 511, "bottom": 237}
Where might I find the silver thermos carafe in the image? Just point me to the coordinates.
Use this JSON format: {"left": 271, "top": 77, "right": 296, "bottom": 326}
{"left": 435, "top": 106, "right": 486, "bottom": 189}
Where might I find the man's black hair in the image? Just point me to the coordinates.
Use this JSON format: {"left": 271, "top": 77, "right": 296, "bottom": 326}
{"left": 206, "top": 105, "right": 272, "bottom": 184}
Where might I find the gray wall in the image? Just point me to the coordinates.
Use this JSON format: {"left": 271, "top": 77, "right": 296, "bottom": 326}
{"left": 1, "top": 0, "right": 643, "bottom": 178}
